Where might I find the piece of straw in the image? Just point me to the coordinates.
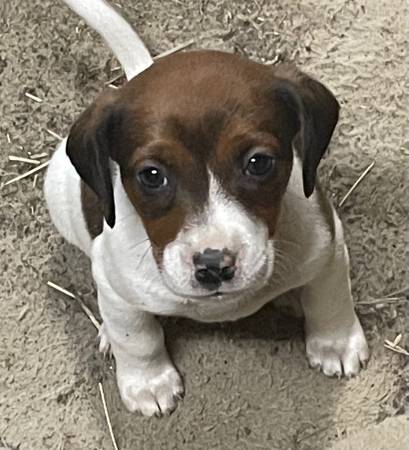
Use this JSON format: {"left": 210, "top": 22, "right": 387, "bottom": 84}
{"left": 98, "top": 382, "right": 120, "bottom": 450}
{"left": 386, "top": 285, "right": 409, "bottom": 298}
{"left": 384, "top": 334, "right": 409, "bottom": 356}
{"left": 384, "top": 343, "right": 409, "bottom": 357}
{"left": 46, "top": 129, "right": 64, "bottom": 141}
{"left": 46, "top": 281, "right": 101, "bottom": 331}
{"left": 2, "top": 161, "right": 49, "bottom": 186}
{"left": 25, "top": 92, "right": 43, "bottom": 103}
{"left": 392, "top": 334, "right": 402, "bottom": 346}
{"left": 356, "top": 296, "right": 407, "bottom": 306}
{"left": 18, "top": 304, "right": 30, "bottom": 321}
{"left": 47, "top": 285, "right": 116, "bottom": 449}
{"left": 75, "top": 297, "right": 101, "bottom": 331}
{"left": 153, "top": 39, "right": 195, "bottom": 60}
{"left": 47, "top": 281, "right": 76, "bottom": 298}
{"left": 338, "top": 161, "right": 375, "bottom": 207}
{"left": 30, "top": 152, "right": 49, "bottom": 159}
{"left": 9, "top": 155, "right": 41, "bottom": 165}
{"left": 105, "top": 72, "right": 124, "bottom": 85}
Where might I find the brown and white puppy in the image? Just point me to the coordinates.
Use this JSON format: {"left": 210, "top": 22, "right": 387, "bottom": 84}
{"left": 45, "top": 1, "right": 369, "bottom": 416}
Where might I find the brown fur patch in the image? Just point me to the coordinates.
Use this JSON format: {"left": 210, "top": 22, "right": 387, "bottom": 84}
{"left": 69, "top": 50, "right": 338, "bottom": 258}
{"left": 112, "top": 51, "right": 299, "bottom": 249}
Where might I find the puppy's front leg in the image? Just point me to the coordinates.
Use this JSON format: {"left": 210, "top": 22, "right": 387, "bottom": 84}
{"left": 301, "top": 244, "right": 369, "bottom": 377}
{"left": 98, "top": 292, "right": 183, "bottom": 416}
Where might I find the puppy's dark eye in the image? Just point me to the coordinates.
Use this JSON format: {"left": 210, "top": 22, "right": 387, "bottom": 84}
{"left": 245, "top": 153, "right": 274, "bottom": 177}
{"left": 138, "top": 166, "right": 168, "bottom": 190}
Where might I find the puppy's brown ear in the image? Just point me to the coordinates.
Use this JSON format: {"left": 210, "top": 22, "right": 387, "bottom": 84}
{"left": 272, "top": 66, "right": 340, "bottom": 197}
{"left": 66, "top": 89, "right": 123, "bottom": 228}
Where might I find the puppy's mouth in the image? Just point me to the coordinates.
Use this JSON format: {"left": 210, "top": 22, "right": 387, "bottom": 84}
{"left": 211, "top": 291, "right": 223, "bottom": 298}
{"left": 164, "top": 283, "right": 231, "bottom": 300}
{"left": 160, "top": 275, "right": 256, "bottom": 301}
{"left": 194, "top": 290, "right": 225, "bottom": 299}
{"left": 159, "top": 272, "right": 240, "bottom": 300}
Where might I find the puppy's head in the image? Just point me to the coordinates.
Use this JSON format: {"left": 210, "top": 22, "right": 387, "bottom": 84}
{"left": 67, "top": 51, "right": 339, "bottom": 298}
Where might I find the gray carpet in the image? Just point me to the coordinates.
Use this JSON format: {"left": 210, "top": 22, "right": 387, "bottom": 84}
{"left": 1, "top": 1, "right": 408, "bottom": 449}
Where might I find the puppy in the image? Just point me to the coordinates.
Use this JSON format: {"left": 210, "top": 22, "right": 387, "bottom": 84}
{"left": 45, "top": 0, "right": 369, "bottom": 416}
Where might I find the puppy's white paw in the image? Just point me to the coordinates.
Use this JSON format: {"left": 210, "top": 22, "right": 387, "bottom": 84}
{"left": 305, "top": 318, "right": 369, "bottom": 377}
{"left": 117, "top": 361, "right": 184, "bottom": 416}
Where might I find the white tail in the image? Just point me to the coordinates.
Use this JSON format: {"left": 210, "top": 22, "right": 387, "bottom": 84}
{"left": 63, "top": 0, "right": 153, "bottom": 80}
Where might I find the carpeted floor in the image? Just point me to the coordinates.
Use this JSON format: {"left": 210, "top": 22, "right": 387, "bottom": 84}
{"left": 0, "top": 1, "right": 408, "bottom": 449}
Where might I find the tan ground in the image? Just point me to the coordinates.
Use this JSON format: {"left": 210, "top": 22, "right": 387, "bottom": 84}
{"left": 0, "top": 0, "right": 408, "bottom": 449}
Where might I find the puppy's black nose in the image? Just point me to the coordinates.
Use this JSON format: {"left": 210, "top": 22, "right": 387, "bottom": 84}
{"left": 193, "top": 248, "right": 236, "bottom": 290}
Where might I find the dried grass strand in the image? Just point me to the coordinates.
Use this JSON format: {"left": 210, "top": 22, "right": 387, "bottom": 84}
{"left": 2, "top": 161, "right": 49, "bottom": 186}
{"left": 30, "top": 152, "right": 49, "bottom": 159}
{"left": 386, "top": 285, "right": 409, "bottom": 298}
{"left": 338, "top": 160, "right": 375, "bottom": 207}
{"left": 105, "top": 73, "right": 123, "bottom": 85}
{"left": 33, "top": 174, "right": 39, "bottom": 189}
{"left": 46, "top": 281, "right": 101, "bottom": 331}
{"left": 47, "top": 281, "right": 76, "bottom": 298}
{"left": 25, "top": 92, "right": 43, "bottom": 103}
{"left": 98, "top": 382, "right": 119, "bottom": 450}
{"left": 9, "top": 155, "right": 41, "bottom": 165}
{"left": 153, "top": 39, "right": 195, "bottom": 60}
{"left": 46, "top": 129, "right": 64, "bottom": 141}
{"left": 384, "top": 343, "right": 409, "bottom": 357}
{"left": 356, "top": 296, "right": 407, "bottom": 306}
{"left": 384, "top": 334, "right": 409, "bottom": 356}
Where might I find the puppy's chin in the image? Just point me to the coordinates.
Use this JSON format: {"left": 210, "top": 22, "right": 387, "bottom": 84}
{"left": 160, "top": 243, "right": 274, "bottom": 302}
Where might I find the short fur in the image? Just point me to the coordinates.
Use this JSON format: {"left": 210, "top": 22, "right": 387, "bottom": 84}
{"left": 45, "top": 2, "right": 369, "bottom": 416}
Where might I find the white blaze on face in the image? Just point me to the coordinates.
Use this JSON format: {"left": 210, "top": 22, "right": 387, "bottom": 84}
{"left": 161, "top": 171, "right": 274, "bottom": 297}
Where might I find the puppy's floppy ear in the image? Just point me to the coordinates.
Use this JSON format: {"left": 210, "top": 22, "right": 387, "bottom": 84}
{"left": 67, "top": 89, "right": 123, "bottom": 228}
{"left": 272, "top": 65, "right": 340, "bottom": 197}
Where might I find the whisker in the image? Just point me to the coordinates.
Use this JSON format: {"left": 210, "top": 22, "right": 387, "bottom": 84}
{"left": 273, "top": 238, "right": 300, "bottom": 250}
{"left": 136, "top": 244, "right": 152, "bottom": 270}
{"left": 128, "top": 237, "right": 150, "bottom": 251}
{"left": 272, "top": 245, "right": 295, "bottom": 280}
{"left": 273, "top": 252, "right": 289, "bottom": 265}
{"left": 272, "top": 264, "right": 290, "bottom": 280}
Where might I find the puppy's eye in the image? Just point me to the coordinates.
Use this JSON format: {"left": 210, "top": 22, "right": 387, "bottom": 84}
{"left": 245, "top": 153, "right": 274, "bottom": 177}
{"left": 138, "top": 166, "right": 168, "bottom": 190}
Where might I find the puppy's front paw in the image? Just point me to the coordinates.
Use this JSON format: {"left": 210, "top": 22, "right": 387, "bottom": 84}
{"left": 117, "top": 361, "right": 184, "bottom": 416}
{"left": 305, "top": 318, "right": 369, "bottom": 377}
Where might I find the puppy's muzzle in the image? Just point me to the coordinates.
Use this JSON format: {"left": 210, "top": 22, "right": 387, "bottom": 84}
{"left": 193, "top": 248, "right": 237, "bottom": 291}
